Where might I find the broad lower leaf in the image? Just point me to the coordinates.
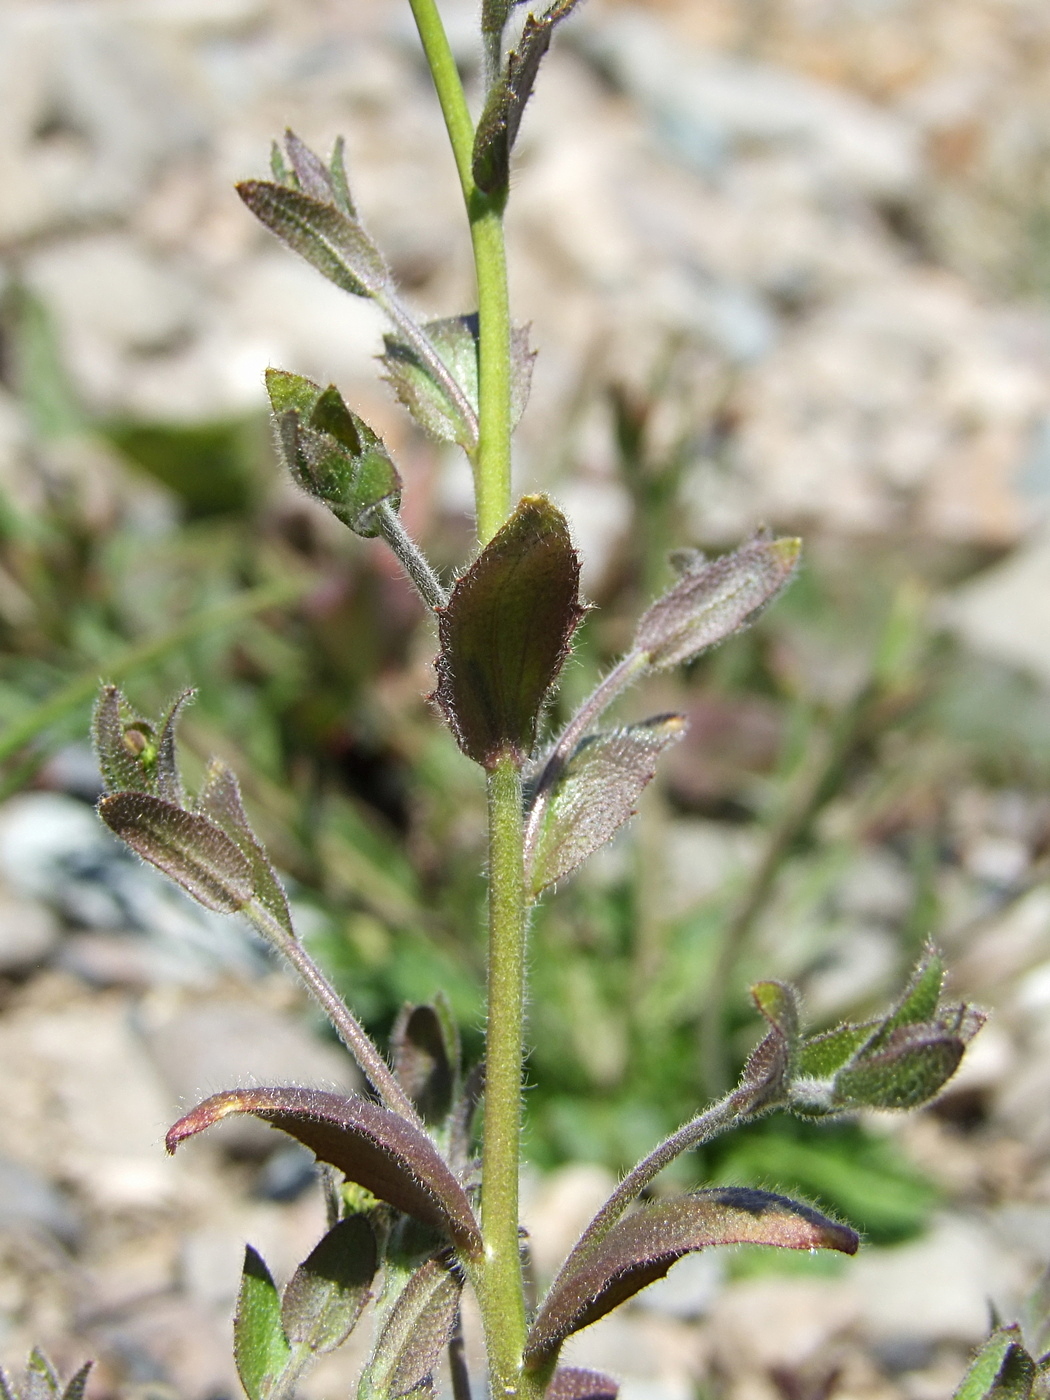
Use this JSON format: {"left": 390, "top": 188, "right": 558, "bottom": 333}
{"left": 196, "top": 758, "right": 293, "bottom": 936}
{"left": 954, "top": 1327, "right": 1036, "bottom": 1400}
{"left": 391, "top": 1003, "right": 457, "bottom": 1126}
{"left": 527, "top": 1188, "right": 858, "bottom": 1360}
{"left": 281, "top": 1216, "right": 376, "bottom": 1354}
{"left": 167, "top": 1087, "right": 481, "bottom": 1253}
{"left": 237, "top": 182, "right": 391, "bottom": 300}
{"left": 381, "top": 314, "right": 533, "bottom": 453}
{"left": 360, "top": 1258, "right": 462, "bottom": 1400}
{"left": 473, "top": 0, "right": 581, "bottom": 197}
{"left": 632, "top": 537, "right": 800, "bottom": 672}
{"left": 545, "top": 1370, "right": 619, "bottom": 1400}
{"left": 235, "top": 1246, "right": 292, "bottom": 1400}
{"left": 434, "top": 495, "right": 583, "bottom": 768}
{"left": 98, "top": 792, "right": 254, "bottom": 914}
{"left": 526, "top": 717, "right": 686, "bottom": 895}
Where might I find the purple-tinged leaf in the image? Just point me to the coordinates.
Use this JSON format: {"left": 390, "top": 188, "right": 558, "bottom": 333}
{"left": 381, "top": 314, "right": 533, "bottom": 454}
{"left": 545, "top": 1369, "right": 619, "bottom": 1400}
{"left": 283, "top": 129, "right": 337, "bottom": 205}
{"left": 281, "top": 1216, "right": 376, "bottom": 1354}
{"left": 166, "top": 1087, "right": 482, "bottom": 1253}
{"left": 391, "top": 1003, "right": 457, "bottom": 1126}
{"left": 473, "top": 0, "right": 582, "bottom": 197}
{"left": 237, "top": 182, "right": 391, "bottom": 301}
{"left": 632, "top": 537, "right": 800, "bottom": 672}
{"left": 92, "top": 685, "right": 157, "bottom": 796}
{"left": 433, "top": 496, "right": 583, "bottom": 769}
{"left": 525, "top": 717, "right": 686, "bottom": 896}
{"left": 361, "top": 1257, "right": 462, "bottom": 1399}
{"left": 235, "top": 1246, "right": 291, "bottom": 1400}
{"left": 832, "top": 1024, "right": 969, "bottom": 1110}
{"left": 98, "top": 792, "right": 253, "bottom": 914}
{"left": 59, "top": 1366, "right": 91, "bottom": 1400}
{"left": 196, "top": 758, "right": 293, "bottom": 936}
{"left": 751, "top": 981, "right": 800, "bottom": 1045}
{"left": 862, "top": 943, "right": 943, "bottom": 1054}
{"left": 153, "top": 688, "right": 194, "bottom": 807}
{"left": 526, "top": 1188, "right": 858, "bottom": 1361}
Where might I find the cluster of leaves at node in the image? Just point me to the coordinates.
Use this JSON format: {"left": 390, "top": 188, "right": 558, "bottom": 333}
{"left": 0, "top": 1351, "right": 90, "bottom": 1400}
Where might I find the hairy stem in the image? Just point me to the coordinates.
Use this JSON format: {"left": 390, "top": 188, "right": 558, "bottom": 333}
{"left": 478, "top": 754, "right": 529, "bottom": 1394}
{"left": 245, "top": 900, "right": 424, "bottom": 1128}
{"left": 471, "top": 207, "right": 513, "bottom": 544}
{"left": 376, "top": 501, "right": 448, "bottom": 610}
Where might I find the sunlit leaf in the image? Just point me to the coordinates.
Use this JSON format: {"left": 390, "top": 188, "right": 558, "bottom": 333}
{"left": 954, "top": 1327, "right": 1036, "bottom": 1400}
{"left": 526, "top": 717, "right": 686, "bottom": 895}
{"left": 434, "top": 496, "right": 583, "bottom": 768}
{"left": 23, "top": 1353, "right": 59, "bottom": 1400}
{"left": 235, "top": 1246, "right": 292, "bottom": 1400}
{"left": 795, "top": 1023, "right": 876, "bottom": 1079}
{"left": 864, "top": 943, "right": 944, "bottom": 1051}
{"left": 281, "top": 1217, "right": 376, "bottom": 1354}
{"left": 98, "top": 792, "right": 254, "bottom": 914}
{"left": 832, "top": 1026, "right": 968, "bottom": 1110}
{"left": 632, "top": 537, "right": 800, "bottom": 672}
{"left": 283, "top": 129, "right": 337, "bottom": 204}
{"left": 167, "top": 1087, "right": 482, "bottom": 1253}
{"left": 527, "top": 1187, "right": 858, "bottom": 1360}
{"left": 196, "top": 758, "right": 293, "bottom": 936}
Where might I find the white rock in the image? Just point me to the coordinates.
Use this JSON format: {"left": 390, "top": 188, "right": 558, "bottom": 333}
{"left": 0, "top": 891, "right": 60, "bottom": 974}
{"left": 942, "top": 524, "right": 1050, "bottom": 687}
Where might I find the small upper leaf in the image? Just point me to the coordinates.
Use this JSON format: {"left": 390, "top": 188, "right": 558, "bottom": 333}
{"left": 832, "top": 1025, "right": 968, "bottom": 1111}
{"left": 473, "top": 0, "right": 581, "bottom": 197}
{"left": 545, "top": 1370, "right": 619, "bottom": 1400}
{"left": 23, "top": 1354, "right": 59, "bottom": 1400}
{"left": 525, "top": 716, "right": 686, "bottom": 896}
{"left": 381, "top": 315, "right": 534, "bottom": 454}
{"left": 632, "top": 537, "right": 801, "bottom": 672}
{"left": 167, "top": 1087, "right": 482, "bottom": 1254}
{"left": 196, "top": 758, "right": 293, "bottom": 937}
{"left": 93, "top": 685, "right": 157, "bottom": 795}
{"left": 235, "top": 1246, "right": 292, "bottom": 1400}
{"left": 281, "top": 1216, "right": 377, "bottom": 1354}
{"left": 237, "top": 182, "right": 391, "bottom": 300}
{"left": 98, "top": 792, "right": 254, "bottom": 914}
{"left": 527, "top": 1187, "right": 858, "bottom": 1361}
{"left": 360, "top": 1257, "right": 462, "bottom": 1399}
{"left": 391, "top": 1003, "right": 457, "bottom": 1126}
{"left": 954, "top": 1327, "right": 1036, "bottom": 1400}
{"left": 433, "top": 496, "right": 583, "bottom": 768}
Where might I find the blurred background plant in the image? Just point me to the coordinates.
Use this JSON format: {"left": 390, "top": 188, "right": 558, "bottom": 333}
{"left": 3, "top": 0, "right": 1050, "bottom": 1397}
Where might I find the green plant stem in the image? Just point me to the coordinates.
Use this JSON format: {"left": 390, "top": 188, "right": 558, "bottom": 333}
{"left": 407, "top": 0, "right": 513, "bottom": 543}
{"left": 479, "top": 754, "right": 529, "bottom": 1395}
{"left": 376, "top": 501, "right": 448, "bottom": 610}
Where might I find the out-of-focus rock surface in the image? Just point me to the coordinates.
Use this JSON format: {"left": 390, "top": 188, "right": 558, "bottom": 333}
{"left": 3, "top": 1, "right": 1050, "bottom": 1397}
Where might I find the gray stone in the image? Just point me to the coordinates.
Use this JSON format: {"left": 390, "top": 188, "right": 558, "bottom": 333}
{"left": 942, "top": 524, "right": 1050, "bottom": 688}
{"left": 0, "top": 1155, "right": 80, "bottom": 1246}
{"left": 0, "top": 889, "right": 60, "bottom": 974}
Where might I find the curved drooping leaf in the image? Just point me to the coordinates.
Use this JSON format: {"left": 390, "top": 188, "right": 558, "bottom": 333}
{"left": 473, "top": 0, "right": 582, "bottom": 197}
{"left": 281, "top": 1216, "right": 377, "bottom": 1354}
{"left": 98, "top": 791, "right": 254, "bottom": 914}
{"left": 632, "top": 537, "right": 800, "bottom": 672}
{"left": 526, "top": 1187, "right": 858, "bottom": 1361}
{"left": 195, "top": 758, "right": 293, "bottom": 936}
{"left": 954, "top": 1327, "right": 1037, "bottom": 1400}
{"left": 166, "top": 1087, "right": 481, "bottom": 1253}
{"left": 434, "top": 496, "right": 583, "bottom": 768}
{"left": 359, "top": 1257, "right": 462, "bottom": 1400}
{"left": 381, "top": 314, "right": 534, "bottom": 454}
{"left": 237, "top": 182, "right": 391, "bottom": 301}
{"left": 235, "top": 1246, "right": 292, "bottom": 1400}
{"left": 391, "top": 1002, "right": 457, "bottom": 1126}
{"left": 525, "top": 717, "right": 686, "bottom": 895}
{"left": 545, "top": 1369, "right": 619, "bottom": 1400}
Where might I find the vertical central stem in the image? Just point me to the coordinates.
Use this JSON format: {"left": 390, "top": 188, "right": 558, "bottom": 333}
{"left": 480, "top": 753, "right": 528, "bottom": 1393}
{"left": 471, "top": 205, "right": 513, "bottom": 544}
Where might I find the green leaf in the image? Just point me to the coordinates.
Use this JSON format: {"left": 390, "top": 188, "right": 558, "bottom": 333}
{"left": 526, "top": 1187, "right": 858, "bottom": 1361}
{"left": 266, "top": 370, "right": 401, "bottom": 536}
{"left": 525, "top": 716, "right": 686, "bottom": 896}
{"left": 98, "top": 792, "right": 254, "bottom": 914}
{"left": 795, "top": 1023, "right": 876, "bottom": 1079}
{"left": 235, "top": 1246, "right": 292, "bottom": 1400}
{"left": 360, "top": 1258, "right": 462, "bottom": 1400}
{"left": 93, "top": 685, "right": 157, "bottom": 796}
{"left": 391, "top": 1003, "right": 457, "bottom": 1125}
{"left": 381, "top": 314, "right": 533, "bottom": 453}
{"left": 751, "top": 981, "right": 800, "bottom": 1046}
{"left": 433, "top": 495, "right": 583, "bottom": 768}
{"left": 546, "top": 1370, "right": 619, "bottom": 1400}
{"left": 167, "top": 1087, "right": 482, "bottom": 1253}
{"left": 632, "top": 536, "right": 801, "bottom": 672}
{"left": 955, "top": 1327, "right": 1036, "bottom": 1400}
{"left": 281, "top": 1217, "right": 377, "bottom": 1354}
{"left": 832, "top": 1026, "right": 967, "bottom": 1110}
{"left": 473, "top": 0, "right": 582, "bottom": 197}
{"left": 59, "top": 1367, "right": 91, "bottom": 1400}
{"left": 23, "top": 1353, "right": 59, "bottom": 1400}
{"left": 237, "top": 182, "right": 391, "bottom": 300}
{"left": 196, "top": 758, "right": 293, "bottom": 937}
{"left": 866, "top": 943, "right": 944, "bottom": 1050}
{"left": 480, "top": 0, "right": 528, "bottom": 74}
